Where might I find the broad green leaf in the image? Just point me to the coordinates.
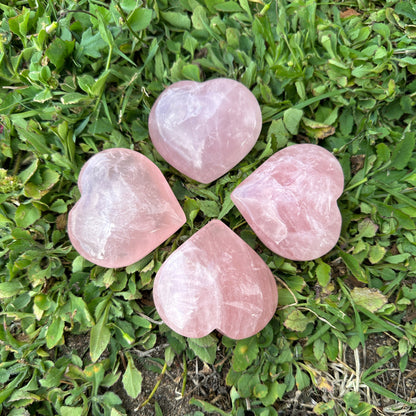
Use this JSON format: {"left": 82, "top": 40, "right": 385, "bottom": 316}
{"left": 8, "top": 8, "right": 31, "bottom": 40}
{"left": 0, "top": 370, "right": 10, "bottom": 384}
{"left": 236, "top": 372, "right": 257, "bottom": 397}
{"left": 365, "top": 380, "right": 409, "bottom": 405}
{"left": 160, "top": 11, "right": 191, "bottom": 30}
{"left": 198, "top": 200, "right": 219, "bottom": 217}
{"left": 303, "top": 117, "right": 335, "bottom": 139}
{"left": 46, "top": 317, "right": 65, "bottom": 349}
{"left": 18, "top": 159, "right": 38, "bottom": 184}
{"left": 192, "top": 5, "right": 209, "bottom": 31}
{"left": 283, "top": 108, "right": 303, "bottom": 135}
{"left": 33, "top": 89, "right": 53, "bottom": 103}
{"left": 40, "top": 366, "right": 67, "bottom": 389}
{"left": 91, "top": 69, "right": 111, "bottom": 97}
{"left": 183, "top": 198, "right": 200, "bottom": 228}
{"left": 119, "top": 0, "right": 138, "bottom": 12}
{"left": 24, "top": 167, "right": 60, "bottom": 198}
{"left": 84, "top": 362, "right": 105, "bottom": 398}
{"left": 241, "top": 61, "right": 257, "bottom": 88}
{"left": 368, "top": 244, "right": 386, "bottom": 264}
{"left": 101, "top": 391, "right": 122, "bottom": 406}
{"left": 314, "top": 400, "right": 336, "bottom": 415}
{"left": 0, "top": 282, "right": 23, "bottom": 298}
{"left": 13, "top": 121, "right": 51, "bottom": 155}
{"left": 352, "top": 65, "right": 373, "bottom": 77}
{"left": 215, "top": 2, "right": 243, "bottom": 12}
{"left": 253, "top": 383, "right": 268, "bottom": 398}
{"left": 339, "top": 251, "right": 367, "bottom": 283}
{"left": 316, "top": 262, "right": 331, "bottom": 287}
{"left": 239, "top": 0, "right": 252, "bottom": 18}
{"left": 357, "top": 218, "right": 378, "bottom": 238}
{"left": 295, "top": 367, "right": 310, "bottom": 390}
{"left": 188, "top": 335, "right": 218, "bottom": 364}
{"left": 182, "top": 64, "right": 201, "bottom": 81}
{"left": 154, "top": 402, "right": 163, "bottom": 416}
{"left": 77, "top": 74, "right": 95, "bottom": 94}
{"left": 351, "top": 287, "right": 387, "bottom": 313}
{"left": 14, "top": 204, "right": 41, "bottom": 228}
{"left": 61, "top": 93, "right": 89, "bottom": 105}
{"left": 232, "top": 336, "right": 259, "bottom": 371}
{"left": 128, "top": 8, "right": 153, "bottom": 32}
{"left": 391, "top": 132, "right": 415, "bottom": 170}
{"left": 90, "top": 304, "right": 111, "bottom": 362}
{"left": 405, "top": 172, "right": 416, "bottom": 186}
{"left": 60, "top": 407, "right": 83, "bottom": 416}
{"left": 267, "top": 118, "right": 290, "bottom": 150}
{"left": 0, "top": 371, "right": 28, "bottom": 405}
{"left": 373, "top": 23, "right": 390, "bottom": 39}
{"left": 385, "top": 253, "right": 411, "bottom": 264}
{"left": 46, "top": 38, "right": 74, "bottom": 69}
{"left": 218, "top": 193, "right": 234, "bottom": 220}
{"left": 261, "top": 381, "right": 286, "bottom": 406}
{"left": 284, "top": 309, "right": 315, "bottom": 332}
{"left": 122, "top": 353, "right": 142, "bottom": 398}
{"left": 189, "top": 398, "right": 229, "bottom": 416}
{"left": 49, "top": 199, "right": 67, "bottom": 213}
{"left": 78, "top": 28, "right": 107, "bottom": 58}
{"left": 69, "top": 293, "right": 94, "bottom": 328}
{"left": 376, "top": 142, "right": 391, "bottom": 163}
{"left": 226, "top": 27, "right": 240, "bottom": 49}
{"left": 313, "top": 339, "right": 325, "bottom": 361}
{"left": 395, "top": 1, "right": 416, "bottom": 20}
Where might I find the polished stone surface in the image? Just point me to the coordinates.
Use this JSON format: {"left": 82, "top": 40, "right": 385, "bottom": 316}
{"left": 231, "top": 144, "right": 344, "bottom": 261}
{"left": 153, "top": 220, "right": 278, "bottom": 340}
{"left": 148, "top": 78, "right": 262, "bottom": 184}
{"left": 68, "top": 148, "right": 186, "bottom": 268}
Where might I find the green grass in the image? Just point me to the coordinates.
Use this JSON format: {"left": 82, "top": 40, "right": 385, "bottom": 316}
{"left": 1, "top": 0, "right": 416, "bottom": 415}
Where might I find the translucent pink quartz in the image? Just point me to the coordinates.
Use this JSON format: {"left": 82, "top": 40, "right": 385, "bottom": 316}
{"left": 68, "top": 148, "right": 186, "bottom": 268}
{"left": 148, "top": 78, "right": 262, "bottom": 184}
{"left": 231, "top": 144, "right": 344, "bottom": 261}
{"left": 153, "top": 220, "right": 278, "bottom": 340}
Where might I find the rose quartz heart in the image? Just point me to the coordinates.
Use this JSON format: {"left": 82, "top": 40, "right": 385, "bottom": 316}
{"left": 148, "top": 78, "right": 262, "bottom": 184}
{"left": 153, "top": 220, "right": 278, "bottom": 339}
{"left": 68, "top": 148, "right": 186, "bottom": 268}
{"left": 231, "top": 144, "right": 344, "bottom": 261}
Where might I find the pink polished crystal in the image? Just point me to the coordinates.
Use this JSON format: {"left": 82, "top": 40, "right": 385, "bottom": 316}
{"left": 231, "top": 144, "right": 344, "bottom": 261}
{"left": 153, "top": 220, "right": 278, "bottom": 340}
{"left": 68, "top": 148, "right": 186, "bottom": 268}
{"left": 148, "top": 78, "right": 262, "bottom": 184}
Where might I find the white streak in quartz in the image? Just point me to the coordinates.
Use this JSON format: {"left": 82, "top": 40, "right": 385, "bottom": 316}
{"left": 153, "top": 220, "right": 277, "bottom": 340}
{"left": 231, "top": 144, "right": 344, "bottom": 261}
{"left": 149, "top": 78, "right": 262, "bottom": 183}
{"left": 154, "top": 243, "right": 221, "bottom": 336}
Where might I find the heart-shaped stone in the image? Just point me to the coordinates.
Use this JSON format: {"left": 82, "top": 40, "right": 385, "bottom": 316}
{"left": 153, "top": 220, "right": 278, "bottom": 339}
{"left": 231, "top": 144, "right": 344, "bottom": 261}
{"left": 148, "top": 78, "right": 262, "bottom": 184}
{"left": 68, "top": 148, "right": 186, "bottom": 268}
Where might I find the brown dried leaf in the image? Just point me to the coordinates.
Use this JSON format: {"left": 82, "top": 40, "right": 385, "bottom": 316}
{"left": 56, "top": 213, "right": 67, "bottom": 230}
{"left": 340, "top": 8, "right": 361, "bottom": 18}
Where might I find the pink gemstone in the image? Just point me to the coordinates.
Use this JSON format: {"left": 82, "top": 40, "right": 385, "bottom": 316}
{"left": 148, "top": 78, "right": 262, "bottom": 184}
{"left": 68, "top": 148, "right": 186, "bottom": 268}
{"left": 231, "top": 144, "right": 344, "bottom": 261}
{"left": 153, "top": 220, "right": 278, "bottom": 339}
